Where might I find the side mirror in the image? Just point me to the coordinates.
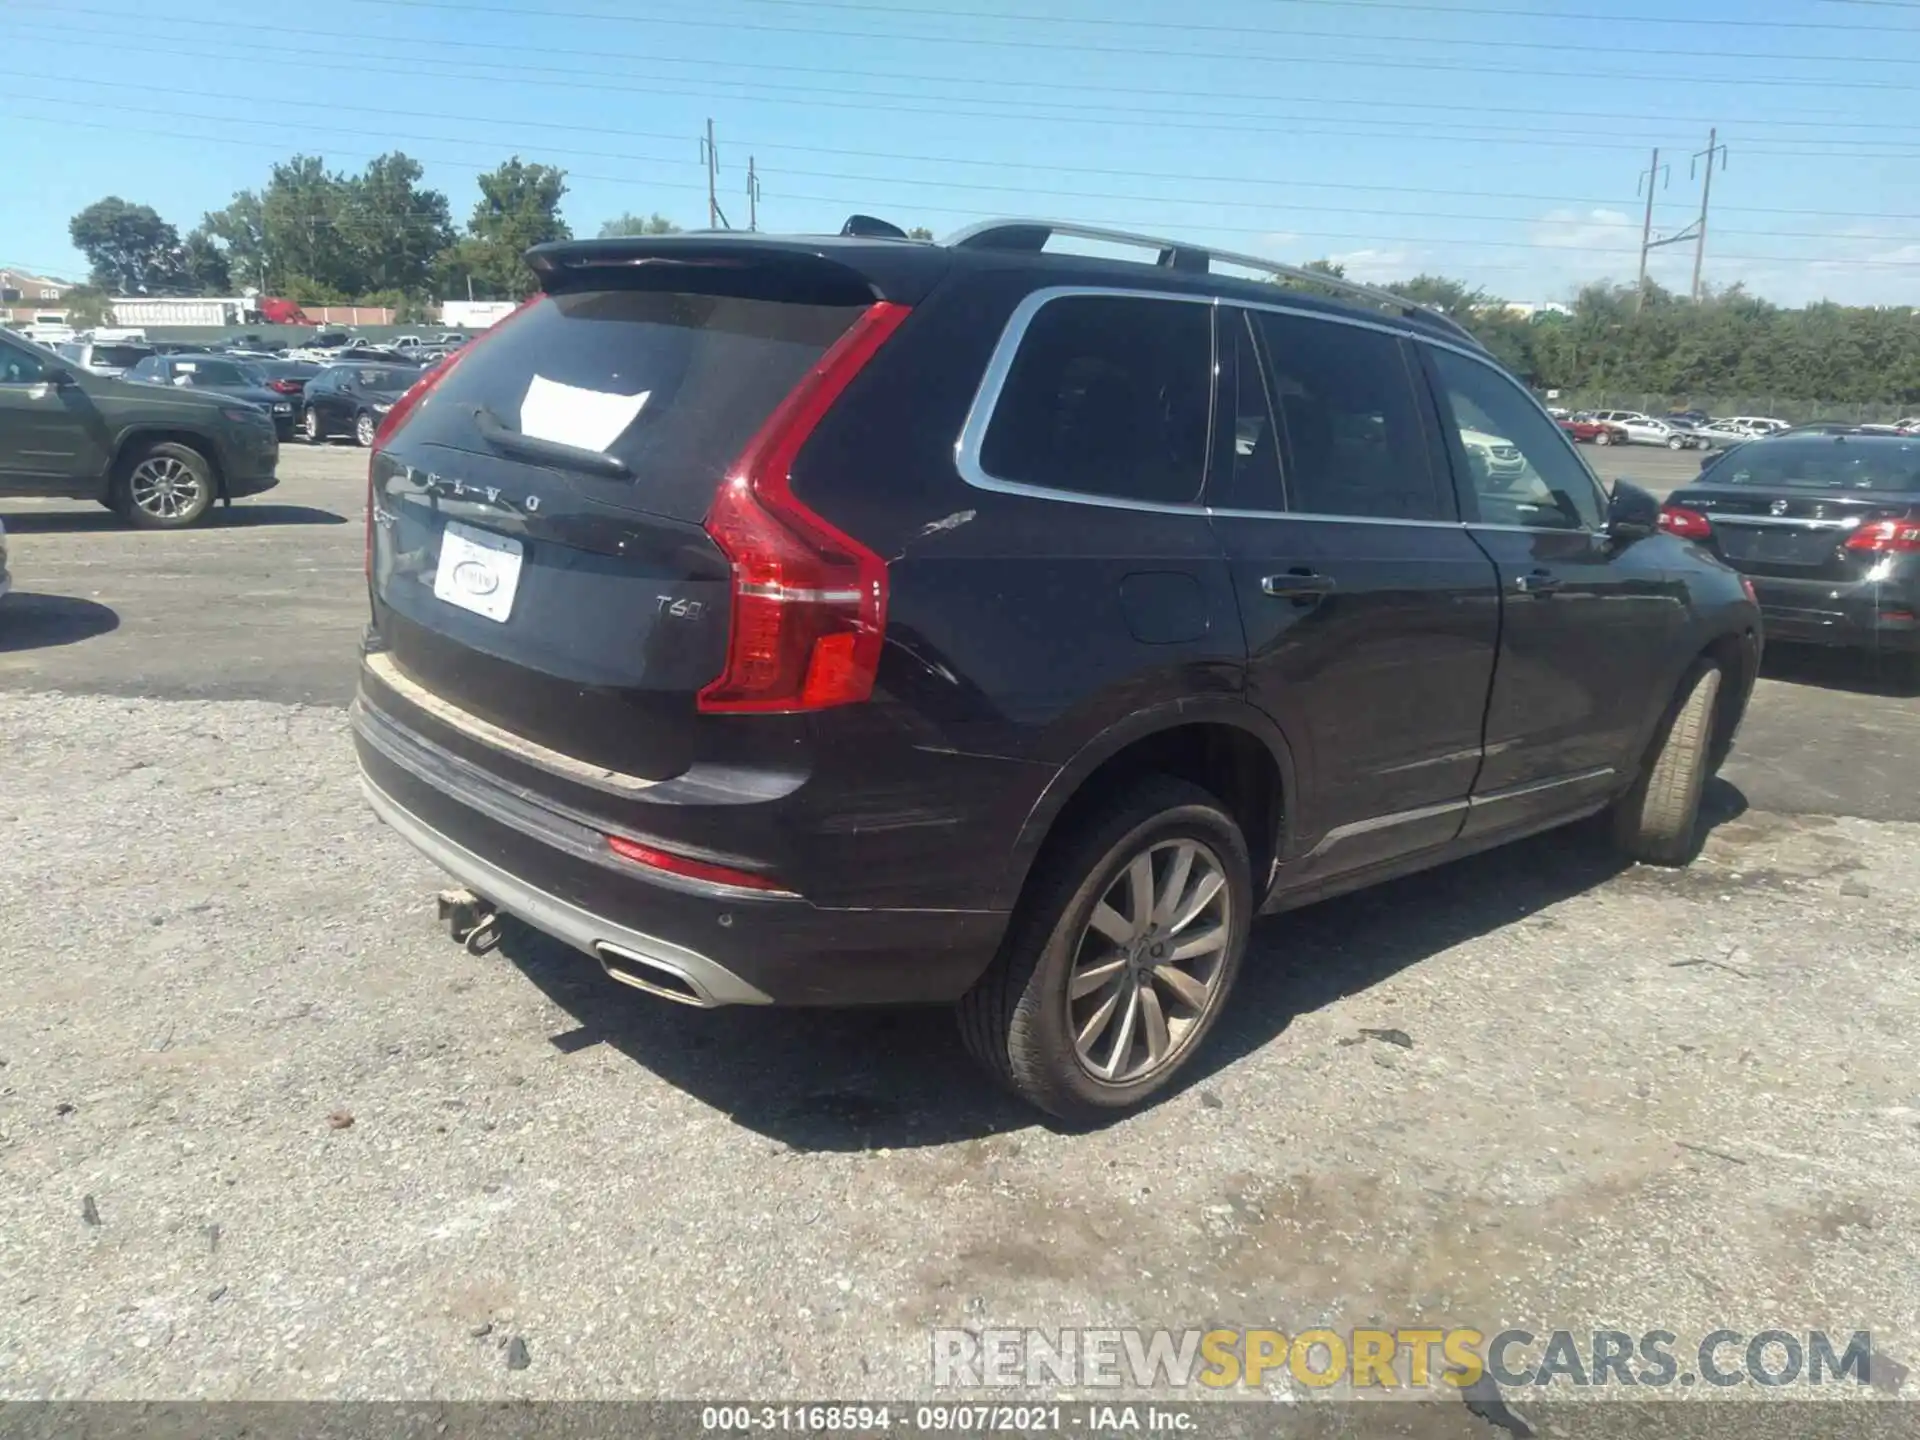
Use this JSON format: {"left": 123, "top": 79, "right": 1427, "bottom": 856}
{"left": 1607, "top": 479, "right": 1660, "bottom": 542}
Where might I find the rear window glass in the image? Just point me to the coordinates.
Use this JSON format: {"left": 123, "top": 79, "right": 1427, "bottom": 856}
{"left": 90, "top": 345, "right": 152, "bottom": 368}
{"left": 980, "top": 295, "right": 1211, "bottom": 505}
{"left": 428, "top": 290, "right": 861, "bottom": 473}
{"left": 353, "top": 367, "right": 413, "bottom": 391}
{"left": 1716, "top": 441, "right": 1920, "bottom": 492}
{"left": 178, "top": 360, "right": 251, "bottom": 385}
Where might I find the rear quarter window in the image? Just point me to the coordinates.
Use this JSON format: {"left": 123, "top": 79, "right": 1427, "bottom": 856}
{"left": 975, "top": 294, "right": 1212, "bottom": 506}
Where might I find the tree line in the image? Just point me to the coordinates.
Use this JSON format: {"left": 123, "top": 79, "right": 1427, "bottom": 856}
{"left": 60, "top": 160, "right": 1920, "bottom": 405}
{"left": 64, "top": 152, "right": 686, "bottom": 323}
{"left": 1303, "top": 263, "right": 1920, "bottom": 409}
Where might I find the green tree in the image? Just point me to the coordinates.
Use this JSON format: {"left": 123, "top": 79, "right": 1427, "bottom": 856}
{"left": 62, "top": 286, "right": 115, "bottom": 328}
{"left": 180, "top": 230, "right": 231, "bottom": 292}
{"left": 340, "top": 153, "right": 454, "bottom": 295}
{"left": 439, "top": 158, "right": 571, "bottom": 299}
{"left": 68, "top": 197, "right": 184, "bottom": 294}
{"left": 907, "top": 226, "right": 935, "bottom": 240}
{"left": 597, "top": 212, "right": 681, "bottom": 238}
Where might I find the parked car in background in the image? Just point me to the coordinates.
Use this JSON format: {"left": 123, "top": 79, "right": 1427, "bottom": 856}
{"left": 124, "top": 353, "right": 297, "bottom": 439}
{"left": 1726, "top": 416, "right": 1790, "bottom": 436}
{"left": 53, "top": 340, "right": 156, "bottom": 378}
{"left": 1665, "top": 409, "right": 1711, "bottom": 428}
{"left": 248, "top": 359, "right": 323, "bottom": 407}
{"left": 0, "top": 516, "right": 10, "bottom": 603}
{"left": 1665, "top": 433, "right": 1920, "bottom": 683}
{"left": 1694, "top": 420, "right": 1752, "bottom": 449}
{"left": 1893, "top": 417, "right": 1920, "bottom": 434}
{"left": 351, "top": 219, "right": 1762, "bottom": 1119}
{"left": 0, "top": 329, "right": 278, "bottom": 528}
{"left": 301, "top": 363, "right": 419, "bottom": 445}
{"left": 1590, "top": 410, "right": 1707, "bottom": 449}
{"left": 1558, "top": 415, "right": 1628, "bottom": 446}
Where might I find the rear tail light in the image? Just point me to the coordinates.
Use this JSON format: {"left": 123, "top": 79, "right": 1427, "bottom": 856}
{"left": 1740, "top": 577, "right": 1757, "bottom": 603}
{"left": 1844, "top": 517, "right": 1920, "bottom": 554}
{"left": 1658, "top": 504, "right": 1713, "bottom": 540}
{"left": 267, "top": 378, "right": 303, "bottom": 394}
{"left": 698, "top": 301, "right": 912, "bottom": 714}
{"left": 366, "top": 293, "right": 544, "bottom": 579}
{"left": 606, "top": 833, "right": 792, "bottom": 893}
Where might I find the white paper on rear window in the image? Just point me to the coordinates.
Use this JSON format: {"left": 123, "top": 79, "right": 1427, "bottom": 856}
{"left": 519, "top": 374, "right": 650, "bottom": 453}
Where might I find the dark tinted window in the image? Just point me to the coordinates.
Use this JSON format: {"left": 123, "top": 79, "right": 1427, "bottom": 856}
{"left": 980, "top": 295, "right": 1211, "bottom": 505}
{"left": 1428, "top": 345, "right": 1603, "bottom": 530}
{"left": 1248, "top": 310, "right": 1442, "bottom": 521}
{"left": 89, "top": 345, "right": 153, "bottom": 368}
{"left": 1711, "top": 439, "right": 1920, "bottom": 492}
{"left": 427, "top": 289, "right": 862, "bottom": 486}
{"left": 0, "top": 337, "right": 49, "bottom": 384}
{"left": 126, "top": 356, "right": 165, "bottom": 381}
{"left": 353, "top": 367, "right": 413, "bottom": 393}
{"left": 176, "top": 359, "right": 252, "bottom": 386}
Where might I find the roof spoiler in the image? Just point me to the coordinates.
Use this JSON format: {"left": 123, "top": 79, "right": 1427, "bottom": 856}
{"left": 524, "top": 235, "right": 943, "bottom": 307}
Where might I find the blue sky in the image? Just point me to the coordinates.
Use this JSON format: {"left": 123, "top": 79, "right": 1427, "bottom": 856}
{"left": 3, "top": 0, "right": 1917, "bottom": 305}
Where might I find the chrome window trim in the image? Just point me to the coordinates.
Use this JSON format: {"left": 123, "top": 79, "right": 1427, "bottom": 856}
{"left": 953, "top": 285, "right": 1219, "bottom": 514}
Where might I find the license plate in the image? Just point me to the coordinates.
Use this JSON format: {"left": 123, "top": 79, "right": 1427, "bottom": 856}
{"left": 432, "top": 521, "right": 523, "bottom": 623}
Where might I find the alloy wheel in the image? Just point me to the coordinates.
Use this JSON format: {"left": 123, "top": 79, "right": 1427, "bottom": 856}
{"left": 356, "top": 412, "right": 376, "bottom": 446}
{"left": 1067, "top": 838, "right": 1232, "bottom": 1085}
{"left": 127, "top": 455, "right": 206, "bottom": 521}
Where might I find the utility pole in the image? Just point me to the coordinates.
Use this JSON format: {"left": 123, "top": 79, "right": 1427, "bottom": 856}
{"left": 747, "top": 156, "right": 761, "bottom": 232}
{"left": 700, "top": 119, "right": 731, "bottom": 230}
{"left": 1690, "top": 128, "right": 1729, "bottom": 302}
{"left": 1634, "top": 147, "right": 1668, "bottom": 315}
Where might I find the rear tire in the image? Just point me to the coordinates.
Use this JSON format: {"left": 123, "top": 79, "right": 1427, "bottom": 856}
{"left": 957, "top": 776, "right": 1253, "bottom": 1123}
{"left": 1612, "top": 660, "right": 1722, "bottom": 866}
{"left": 1595, "top": 430, "right": 1613, "bottom": 446}
{"left": 303, "top": 407, "right": 322, "bottom": 443}
{"left": 1667, "top": 435, "right": 1686, "bottom": 450}
{"left": 113, "top": 441, "right": 217, "bottom": 531}
{"left": 354, "top": 411, "right": 376, "bottom": 448}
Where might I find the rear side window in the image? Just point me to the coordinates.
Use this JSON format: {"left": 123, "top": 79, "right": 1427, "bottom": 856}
{"left": 1247, "top": 310, "right": 1443, "bottom": 522}
{"left": 978, "top": 294, "right": 1211, "bottom": 505}
{"left": 428, "top": 290, "right": 862, "bottom": 479}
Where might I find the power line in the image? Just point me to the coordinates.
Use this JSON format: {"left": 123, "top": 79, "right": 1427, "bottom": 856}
{"left": 7, "top": 106, "right": 1917, "bottom": 267}
{"left": 10, "top": 85, "right": 1919, "bottom": 245}
{"left": 33, "top": 6, "right": 1910, "bottom": 135}
{"left": 138, "top": 0, "right": 1920, "bottom": 91}
{"left": 12, "top": 22, "right": 1920, "bottom": 165}
{"left": 11, "top": 65, "right": 1915, "bottom": 222}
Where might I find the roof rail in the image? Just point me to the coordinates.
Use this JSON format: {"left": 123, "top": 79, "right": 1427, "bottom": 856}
{"left": 946, "top": 218, "right": 1485, "bottom": 349}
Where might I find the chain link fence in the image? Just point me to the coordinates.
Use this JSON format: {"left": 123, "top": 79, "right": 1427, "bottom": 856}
{"left": 1550, "top": 393, "right": 1919, "bottom": 425}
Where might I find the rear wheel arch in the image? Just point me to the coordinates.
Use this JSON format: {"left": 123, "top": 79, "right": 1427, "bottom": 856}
{"left": 1003, "top": 705, "right": 1294, "bottom": 912}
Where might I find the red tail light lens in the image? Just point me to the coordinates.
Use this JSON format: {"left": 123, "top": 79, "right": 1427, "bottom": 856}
{"left": 606, "top": 833, "right": 791, "bottom": 893}
{"left": 267, "top": 378, "right": 303, "bottom": 394}
{"left": 697, "top": 301, "right": 911, "bottom": 714}
{"left": 1844, "top": 517, "right": 1920, "bottom": 554}
{"left": 1658, "top": 505, "right": 1713, "bottom": 540}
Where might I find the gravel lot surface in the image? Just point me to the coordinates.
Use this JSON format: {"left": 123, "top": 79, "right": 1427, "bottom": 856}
{"left": 1, "top": 445, "right": 1917, "bottom": 1406}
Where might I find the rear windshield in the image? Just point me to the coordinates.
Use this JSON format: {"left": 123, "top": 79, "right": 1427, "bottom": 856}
{"left": 353, "top": 367, "right": 415, "bottom": 394}
{"left": 91, "top": 345, "right": 153, "bottom": 368}
{"left": 176, "top": 360, "right": 253, "bottom": 385}
{"left": 1717, "top": 440, "right": 1920, "bottom": 492}
{"left": 428, "top": 289, "right": 861, "bottom": 474}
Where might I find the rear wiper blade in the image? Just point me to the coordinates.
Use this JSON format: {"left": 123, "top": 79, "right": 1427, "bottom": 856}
{"left": 472, "top": 404, "right": 630, "bottom": 479}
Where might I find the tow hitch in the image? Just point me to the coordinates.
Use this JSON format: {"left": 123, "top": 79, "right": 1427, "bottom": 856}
{"left": 437, "top": 888, "right": 501, "bottom": 955}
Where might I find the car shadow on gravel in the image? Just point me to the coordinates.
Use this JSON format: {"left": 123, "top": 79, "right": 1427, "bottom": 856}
{"left": 1759, "top": 642, "right": 1919, "bottom": 697}
{"left": 495, "top": 781, "right": 1750, "bottom": 1148}
{"left": 0, "top": 591, "right": 119, "bottom": 652}
{"left": 0, "top": 504, "right": 347, "bottom": 533}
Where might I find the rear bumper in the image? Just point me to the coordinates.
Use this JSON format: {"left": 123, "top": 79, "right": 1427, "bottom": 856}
{"left": 1748, "top": 573, "right": 1920, "bottom": 652}
{"left": 353, "top": 692, "right": 1010, "bottom": 1007}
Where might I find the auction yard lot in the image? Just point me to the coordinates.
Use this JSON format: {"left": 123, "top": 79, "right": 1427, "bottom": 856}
{"left": 2, "top": 444, "right": 1918, "bottom": 1401}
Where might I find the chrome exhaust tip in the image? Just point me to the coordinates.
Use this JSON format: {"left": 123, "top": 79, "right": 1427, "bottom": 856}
{"left": 595, "top": 943, "right": 715, "bottom": 1007}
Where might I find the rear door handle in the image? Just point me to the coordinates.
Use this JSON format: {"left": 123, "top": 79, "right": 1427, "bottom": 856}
{"left": 1514, "top": 570, "right": 1564, "bottom": 595}
{"left": 1261, "top": 569, "right": 1337, "bottom": 603}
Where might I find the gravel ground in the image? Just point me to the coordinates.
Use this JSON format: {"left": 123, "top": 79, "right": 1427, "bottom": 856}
{"left": 1, "top": 444, "right": 1917, "bottom": 1408}
{"left": 2, "top": 688, "right": 1917, "bottom": 1401}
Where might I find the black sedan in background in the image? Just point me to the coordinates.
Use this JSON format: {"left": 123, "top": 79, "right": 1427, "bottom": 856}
{"left": 249, "top": 359, "right": 323, "bottom": 407}
{"left": 123, "top": 353, "right": 298, "bottom": 439}
{"left": 1663, "top": 433, "right": 1920, "bottom": 682}
{"left": 301, "top": 364, "right": 419, "bottom": 446}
